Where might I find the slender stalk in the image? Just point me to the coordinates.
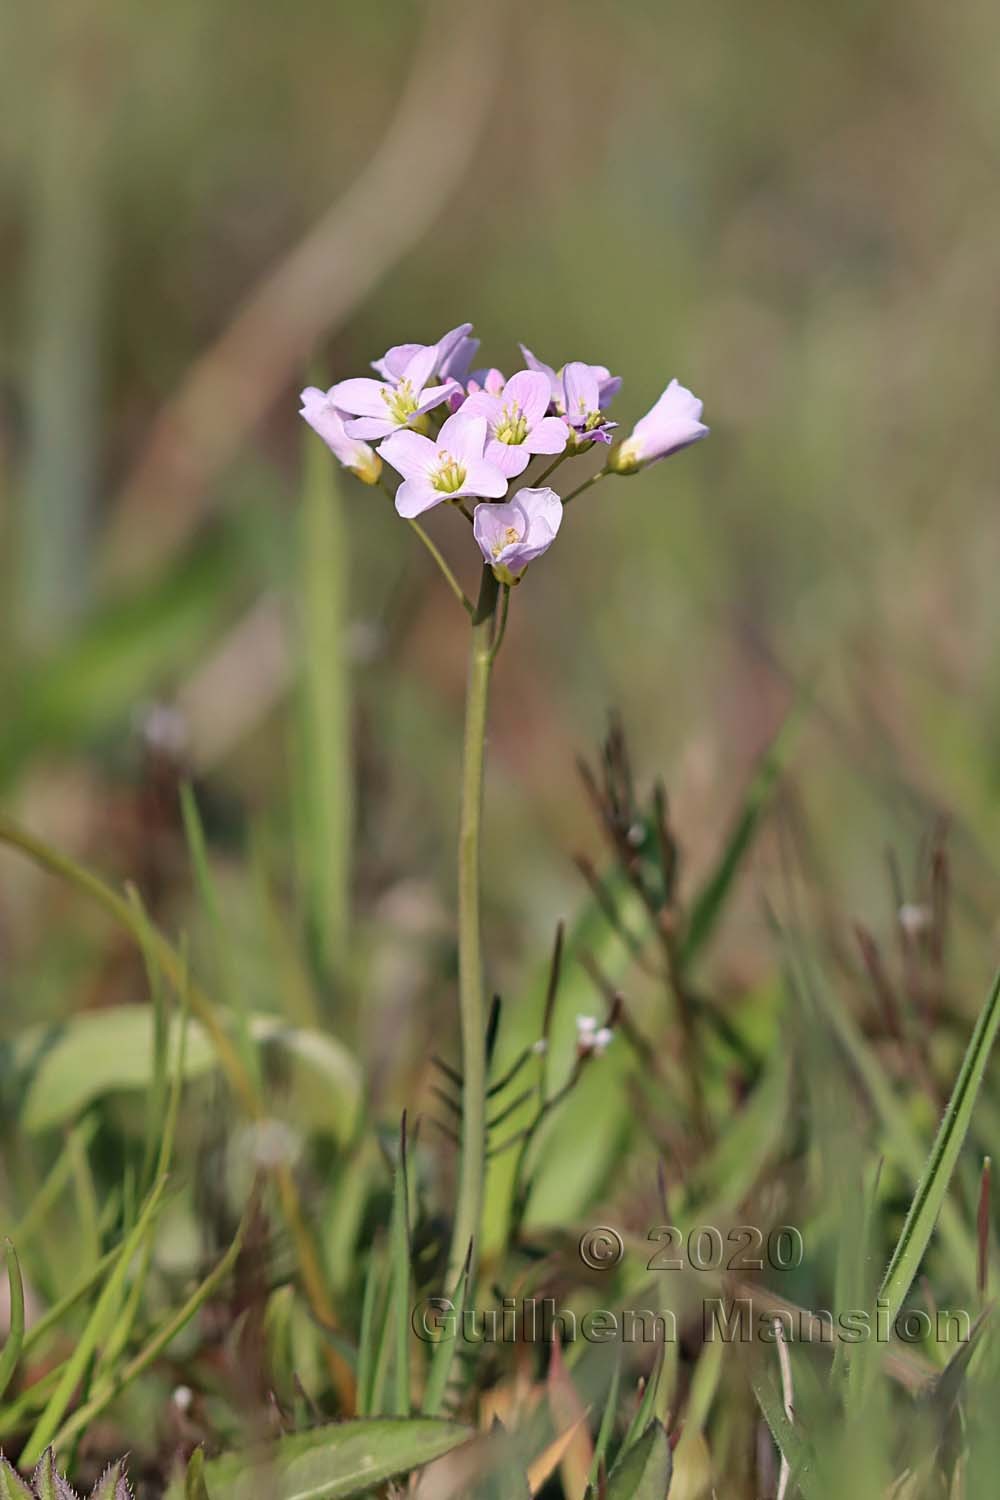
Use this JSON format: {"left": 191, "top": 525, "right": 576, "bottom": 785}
{"left": 447, "top": 567, "right": 500, "bottom": 1291}
{"left": 407, "top": 521, "right": 474, "bottom": 614}
{"left": 378, "top": 478, "right": 473, "bottom": 613}
{"left": 562, "top": 467, "right": 609, "bottom": 505}
{"left": 489, "top": 583, "right": 511, "bottom": 662}
{"left": 533, "top": 451, "right": 571, "bottom": 487}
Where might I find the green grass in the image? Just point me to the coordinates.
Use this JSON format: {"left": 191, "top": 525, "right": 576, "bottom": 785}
{"left": 3, "top": 1, "right": 1000, "bottom": 1490}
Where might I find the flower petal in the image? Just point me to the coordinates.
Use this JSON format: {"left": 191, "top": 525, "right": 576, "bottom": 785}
{"left": 561, "top": 362, "right": 600, "bottom": 425}
{"left": 485, "top": 438, "right": 532, "bottom": 479}
{"left": 394, "top": 476, "right": 444, "bottom": 518}
{"left": 523, "top": 415, "right": 569, "bottom": 456}
{"left": 598, "top": 373, "right": 623, "bottom": 408}
{"left": 503, "top": 370, "right": 551, "bottom": 428}
{"left": 372, "top": 342, "right": 423, "bottom": 380}
{"left": 330, "top": 377, "right": 393, "bottom": 418}
{"left": 402, "top": 344, "right": 440, "bottom": 394}
{"left": 628, "top": 379, "right": 709, "bottom": 464}
{"left": 344, "top": 415, "right": 395, "bottom": 441}
{"left": 438, "top": 412, "right": 488, "bottom": 464}
{"left": 513, "top": 486, "right": 563, "bottom": 560}
{"left": 434, "top": 322, "right": 475, "bottom": 375}
{"left": 300, "top": 388, "right": 376, "bottom": 471}
{"left": 473, "top": 502, "right": 512, "bottom": 562}
{"left": 519, "top": 345, "right": 560, "bottom": 402}
{"left": 378, "top": 428, "right": 438, "bottom": 480}
{"left": 413, "top": 382, "right": 455, "bottom": 415}
{"left": 460, "top": 457, "right": 510, "bottom": 498}
{"left": 459, "top": 391, "right": 503, "bottom": 424}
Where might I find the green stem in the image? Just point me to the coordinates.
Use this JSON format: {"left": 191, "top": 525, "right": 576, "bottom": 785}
{"left": 408, "top": 521, "right": 474, "bottom": 614}
{"left": 378, "top": 478, "right": 473, "bottom": 614}
{"left": 489, "top": 583, "right": 511, "bottom": 663}
{"left": 447, "top": 567, "right": 499, "bottom": 1291}
{"left": 533, "top": 451, "right": 571, "bottom": 487}
{"left": 562, "top": 466, "right": 610, "bottom": 505}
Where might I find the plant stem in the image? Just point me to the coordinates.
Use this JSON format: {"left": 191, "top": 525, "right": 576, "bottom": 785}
{"left": 408, "top": 521, "right": 474, "bottom": 614}
{"left": 378, "top": 478, "right": 473, "bottom": 614}
{"left": 562, "top": 466, "right": 610, "bottom": 505}
{"left": 533, "top": 451, "right": 571, "bottom": 487}
{"left": 489, "top": 583, "right": 511, "bottom": 663}
{"left": 447, "top": 567, "right": 499, "bottom": 1291}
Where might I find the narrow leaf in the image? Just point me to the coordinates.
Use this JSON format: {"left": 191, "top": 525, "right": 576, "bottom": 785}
{"left": 183, "top": 1449, "right": 211, "bottom": 1500}
{"left": 0, "top": 1241, "right": 25, "bottom": 1401}
{"left": 680, "top": 712, "right": 797, "bottom": 967}
{"left": 390, "top": 1116, "right": 412, "bottom": 1417}
{"left": 879, "top": 967, "right": 1000, "bottom": 1325}
{"left": 605, "top": 1420, "right": 672, "bottom": 1499}
{"left": 20, "top": 1175, "right": 167, "bottom": 1464}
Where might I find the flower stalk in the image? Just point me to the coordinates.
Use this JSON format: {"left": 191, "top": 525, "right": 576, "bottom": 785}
{"left": 448, "top": 566, "right": 500, "bottom": 1291}
{"left": 300, "top": 320, "right": 709, "bottom": 1307}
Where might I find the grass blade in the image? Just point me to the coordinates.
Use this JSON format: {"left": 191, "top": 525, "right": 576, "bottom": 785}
{"left": 752, "top": 1369, "right": 822, "bottom": 1500}
{"left": 48, "top": 1206, "right": 249, "bottom": 1453}
{"left": 0, "top": 1241, "right": 25, "bottom": 1401}
{"left": 389, "top": 1116, "right": 411, "bottom": 1417}
{"left": 20, "top": 1172, "right": 168, "bottom": 1464}
{"left": 879, "top": 967, "right": 1000, "bottom": 1326}
{"left": 295, "top": 430, "right": 352, "bottom": 989}
{"left": 680, "top": 710, "right": 798, "bottom": 968}
{"left": 355, "top": 1242, "right": 383, "bottom": 1418}
{"left": 422, "top": 1240, "right": 472, "bottom": 1418}
{"left": 605, "top": 1418, "right": 672, "bottom": 1499}
{"left": 179, "top": 783, "right": 258, "bottom": 1085}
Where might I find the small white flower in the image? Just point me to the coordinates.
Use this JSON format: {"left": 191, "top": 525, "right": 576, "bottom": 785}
{"left": 899, "top": 903, "right": 933, "bottom": 937}
{"left": 136, "top": 701, "right": 188, "bottom": 756}
{"left": 531, "top": 1038, "right": 549, "bottom": 1055}
{"left": 234, "top": 1118, "right": 303, "bottom": 1171}
{"left": 576, "top": 1015, "right": 613, "bottom": 1057}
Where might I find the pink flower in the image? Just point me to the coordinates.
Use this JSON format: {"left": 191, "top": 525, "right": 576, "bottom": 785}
{"left": 612, "top": 380, "right": 709, "bottom": 472}
{"left": 299, "top": 387, "right": 382, "bottom": 484}
{"left": 472, "top": 486, "right": 563, "bottom": 583}
{"left": 460, "top": 370, "right": 568, "bottom": 478}
{"left": 330, "top": 345, "right": 454, "bottom": 442}
{"left": 372, "top": 323, "right": 477, "bottom": 383}
{"left": 519, "top": 345, "right": 622, "bottom": 412}
{"left": 559, "top": 361, "right": 618, "bottom": 447}
{"left": 378, "top": 413, "right": 508, "bottom": 519}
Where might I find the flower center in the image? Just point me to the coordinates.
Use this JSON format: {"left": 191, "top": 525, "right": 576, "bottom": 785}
{"left": 432, "top": 451, "right": 467, "bottom": 493}
{"left": 495, "top": 402, "right": 528, "bottom": 446}
{"left": 570, "top": 396, "right": 601, "bottom": 431}
{"left": 491, "top": 525, "right": 521, "bottom": 558}
{"left": 380, "top": 378, "right": 419, "bottom": 425}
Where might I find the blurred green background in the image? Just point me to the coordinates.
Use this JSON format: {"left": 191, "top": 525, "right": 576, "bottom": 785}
{"left": 2, "top": 0, "right": 1000, "bottom": 1061}
{"left": 4, "top": 0, "right": 1000, "bottom": 1485}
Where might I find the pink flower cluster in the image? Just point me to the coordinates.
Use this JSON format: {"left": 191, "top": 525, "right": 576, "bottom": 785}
{"left": 300, "top": 322, "right": 708, "bottom": 585}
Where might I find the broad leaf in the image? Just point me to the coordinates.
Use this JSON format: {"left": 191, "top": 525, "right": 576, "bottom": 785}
{"left": 166, "top": 1420, "right": 473, "bottom": 1500}
{"left": 18, "top": 1007, "right": 361, "bottom": 1142}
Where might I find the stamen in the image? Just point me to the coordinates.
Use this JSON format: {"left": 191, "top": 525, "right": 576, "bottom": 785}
{"left": 495, "top": 402, "right": 528, "bottom": 446}
{"left": 381, "top": 377, "right": 419, "bottom": 425}
{"left": 432, "top": 450, "right": 467, "bottom": 493}
{"left": 491, "top": 525, "right": 521, "bottom": 558}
